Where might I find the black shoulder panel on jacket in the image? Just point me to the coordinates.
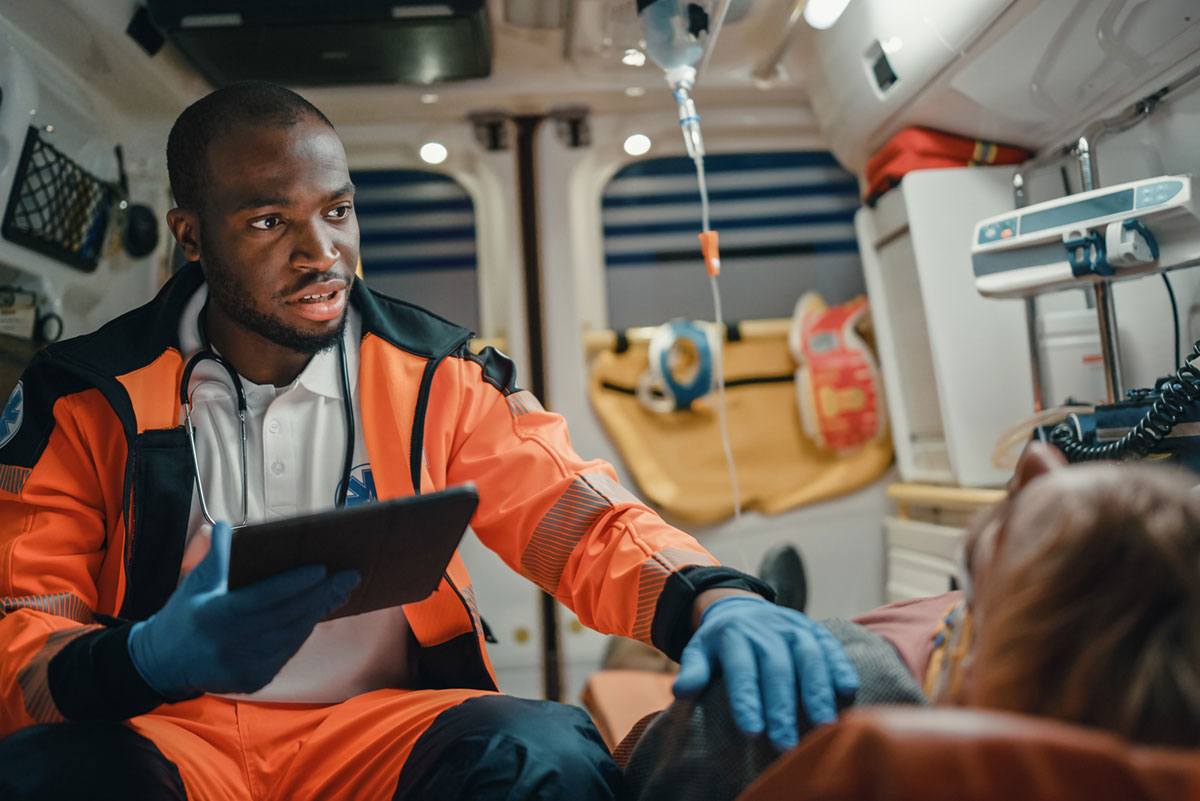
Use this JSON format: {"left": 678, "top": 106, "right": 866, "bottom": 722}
{"left": 1, "top": 267, "right": 205, "bottom": 467}
{"left": 454, "top": 344, "right": 523, "bottom": 396}
{"left": 352, "top": 282, "right": 473, "bottom": 359}
{"left": 0, "top": 355, "right": 94, "bottom": 470}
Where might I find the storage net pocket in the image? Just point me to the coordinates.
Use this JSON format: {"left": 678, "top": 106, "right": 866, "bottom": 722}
{"left": 2, "top": 126, "right": 117, "bottom": 272}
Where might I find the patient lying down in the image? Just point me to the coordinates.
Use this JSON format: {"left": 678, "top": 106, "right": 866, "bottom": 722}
{"left": 623, "top": 444, "right": 1200, "bottom": 800}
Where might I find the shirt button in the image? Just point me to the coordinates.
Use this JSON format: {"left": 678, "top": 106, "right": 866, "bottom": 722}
{"left": 268, "top": 419, "right": 281, "bottom": 434}
{"left": 271, "top": 461, "right": 285, "bottom": 476}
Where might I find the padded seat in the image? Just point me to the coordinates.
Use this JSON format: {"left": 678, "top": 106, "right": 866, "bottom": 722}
{"left": 580, "top": 669, "right": 675, "bottom": 750}
{"left": 582, "top": 671, "right": 1200, "bottom": 801}
{"left": 740, "top": 706, "right": 1200, "bottom": 801}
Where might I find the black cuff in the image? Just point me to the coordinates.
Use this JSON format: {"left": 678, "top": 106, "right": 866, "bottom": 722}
{"left": 47, "top": 624, "right": 171, "bottom": 721}
{"left": 650, "top": 565, "right": 776, "bottom": 662}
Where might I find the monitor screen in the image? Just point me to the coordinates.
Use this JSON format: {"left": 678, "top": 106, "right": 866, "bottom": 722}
{"left": 1019, "top": 189, "right": 1134, "bottom": 236}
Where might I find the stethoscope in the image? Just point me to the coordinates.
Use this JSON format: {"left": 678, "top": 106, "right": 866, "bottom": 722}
{"left": 179, "top": 318, "right": 356, "bottom": 528}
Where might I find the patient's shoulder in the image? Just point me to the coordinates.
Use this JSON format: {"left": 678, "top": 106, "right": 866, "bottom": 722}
{"left": 852, "top": 592, "right": 961, "bottom": 678}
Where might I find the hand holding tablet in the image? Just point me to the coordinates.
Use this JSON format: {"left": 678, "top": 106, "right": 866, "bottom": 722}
{"left": 227, "top": 484, "right": 479, "bottom": 620}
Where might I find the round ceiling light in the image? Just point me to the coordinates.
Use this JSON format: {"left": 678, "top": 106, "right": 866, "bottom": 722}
{"left": 803, "top": 0, "right": 851, "bottom": 30}
{"left": 623, "top": 134, "right": 652, "bottom": 157}
{"left": 420, "top": 142, "right": 449, "bottom": 165}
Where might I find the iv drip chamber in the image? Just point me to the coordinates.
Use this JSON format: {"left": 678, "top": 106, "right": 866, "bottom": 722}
{"left": 637, "top": 0, "right": 706, "bottom": 73}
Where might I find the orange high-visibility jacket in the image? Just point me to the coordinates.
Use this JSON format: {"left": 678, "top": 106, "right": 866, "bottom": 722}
{"left": 0, "top": 266, "right": 758, "bottom": 731}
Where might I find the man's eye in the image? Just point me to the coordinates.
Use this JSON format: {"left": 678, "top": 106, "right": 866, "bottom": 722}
{"left": 250, "top": 216, "right": 282, "bottom": 230}
{"left": 327, "top": 205, "right": 352, "bottom": 220}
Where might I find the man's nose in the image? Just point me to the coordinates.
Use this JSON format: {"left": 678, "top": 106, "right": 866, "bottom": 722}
{"left": 290, "top": 220, "right": 339, "bottom": 272}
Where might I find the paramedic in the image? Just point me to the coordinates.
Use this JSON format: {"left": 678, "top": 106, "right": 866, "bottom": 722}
{"left": 0, "top": 81, "right": 857, "bottom": 800}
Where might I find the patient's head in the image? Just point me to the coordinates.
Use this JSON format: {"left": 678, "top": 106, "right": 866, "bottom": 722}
{"left": 960, "top": 446, "right": 1200, "bottom": 747}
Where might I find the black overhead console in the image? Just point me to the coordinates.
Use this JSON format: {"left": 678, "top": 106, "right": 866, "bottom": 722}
{"left": 145, "top": 0, "right": 492, "bottom": 86}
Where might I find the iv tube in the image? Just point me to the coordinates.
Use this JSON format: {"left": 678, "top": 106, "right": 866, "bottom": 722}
{"left": 708, "top": 260, "right": 742, "bottom": 520}
{"left": 695, "top": 142, "right": 712, "bottom": 233}
{"left": 677, "top": 80, "right": 742, "bottom": 520}
{"left": 640, "top": 0, "right": 744, "bottom": 537}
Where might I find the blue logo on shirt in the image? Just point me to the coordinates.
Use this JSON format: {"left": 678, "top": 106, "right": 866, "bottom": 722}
{"left": 338, "top": 463, "right": 377, "bottom": 506}
{"left": 0, "top": 382, "right": 24, "bottom": 449}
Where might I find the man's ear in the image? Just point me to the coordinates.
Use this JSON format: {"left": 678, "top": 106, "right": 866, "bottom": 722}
{"left": 166, "top": 208, "right": 202, "bottom": 263}
{"left": 1008, "top": 440, "right": 1068, "bottom": 495}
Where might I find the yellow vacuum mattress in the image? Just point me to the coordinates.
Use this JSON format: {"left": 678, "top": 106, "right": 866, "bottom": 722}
{"left": 589, "top": 335, "right": 892, "bottom": 525}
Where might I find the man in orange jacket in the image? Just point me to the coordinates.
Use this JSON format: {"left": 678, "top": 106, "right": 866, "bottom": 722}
{"left": 0, "top": 82, "right": 856, "bottom": 800}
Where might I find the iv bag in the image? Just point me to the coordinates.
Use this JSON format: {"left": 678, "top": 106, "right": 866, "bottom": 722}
{"left": 638, "top": 0, "right": 707, "bottom": 72}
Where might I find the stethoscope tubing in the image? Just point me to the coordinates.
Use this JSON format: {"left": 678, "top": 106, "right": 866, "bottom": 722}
{"left": 181, "top": 337, "right": 355, "bottom": 529}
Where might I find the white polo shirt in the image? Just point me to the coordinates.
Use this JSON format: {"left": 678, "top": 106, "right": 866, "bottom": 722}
{"left": 178, "top": 285, "right": 412, "bottom": 703}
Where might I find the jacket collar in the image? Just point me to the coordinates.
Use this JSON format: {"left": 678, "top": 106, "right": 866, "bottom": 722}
{"left": 350, "top": 278, "right": 472, "bottom": 359}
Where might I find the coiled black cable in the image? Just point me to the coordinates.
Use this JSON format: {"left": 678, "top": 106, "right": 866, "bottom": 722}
{"left": 1051, "top": 338, "right": 1200, "bottom": 462}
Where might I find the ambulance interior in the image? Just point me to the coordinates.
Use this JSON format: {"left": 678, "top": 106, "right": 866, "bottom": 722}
{"left": 2, "top": 0, "right": 1200, "bottom": 796}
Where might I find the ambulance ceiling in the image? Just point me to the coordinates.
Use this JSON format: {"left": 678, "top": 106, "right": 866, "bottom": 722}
{"left": 1, "top": 0, "right": 811, "bottom": 127}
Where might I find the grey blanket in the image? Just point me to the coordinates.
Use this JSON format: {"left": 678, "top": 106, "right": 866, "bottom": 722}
{"left": 620, "top": 619, "right": 928, "bottom": 801}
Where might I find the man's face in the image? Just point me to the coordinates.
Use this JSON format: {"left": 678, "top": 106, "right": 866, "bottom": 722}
{"left": 191, "top": 116, "right": 359, "bottom": 354}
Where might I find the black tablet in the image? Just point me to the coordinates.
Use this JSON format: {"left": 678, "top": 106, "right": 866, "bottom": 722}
{"left": 227, "top": 484, "right": 479, "bottom": 620}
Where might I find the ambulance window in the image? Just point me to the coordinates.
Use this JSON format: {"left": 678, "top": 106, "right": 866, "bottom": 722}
{"left": 602, "top": 152, "right": 862, "bottom": 330}
{"left": 350, "top": 168, "right": 480, "bottom": 332}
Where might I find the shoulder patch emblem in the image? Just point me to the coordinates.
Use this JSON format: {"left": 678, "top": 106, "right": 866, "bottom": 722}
{"left": 0, "top": 382, "right": 23, "bottom": 449}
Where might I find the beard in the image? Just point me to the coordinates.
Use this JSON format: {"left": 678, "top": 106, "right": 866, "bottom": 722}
{"left": 199, "top": 234, "right": 349, "bottom": 356}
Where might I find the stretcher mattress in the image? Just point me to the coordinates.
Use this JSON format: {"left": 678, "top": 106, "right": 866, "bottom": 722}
{"left": 589, "top": 333, "right": 892, "bottom": 525}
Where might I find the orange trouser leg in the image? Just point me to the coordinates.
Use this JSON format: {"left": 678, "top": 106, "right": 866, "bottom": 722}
{"left": 127, "top": 696, "right": 251, "bottom": 801}
{"left": 256, "top": 688, "right": 494, "bottom": 801}
{"left": 128, "top": 689, "right": 494, "bottom": 801}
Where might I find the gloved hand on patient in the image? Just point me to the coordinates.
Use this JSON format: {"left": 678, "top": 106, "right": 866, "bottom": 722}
{"left": 127, "top": 521, "right": 360, "bottom": 700}
{"left": 673, "top": 595, "right": 859, "bottom": 751}
{"left": 626, "top": 617, "right": 921, "bottom": 801}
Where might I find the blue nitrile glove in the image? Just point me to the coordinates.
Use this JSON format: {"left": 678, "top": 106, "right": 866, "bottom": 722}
{"left": 127, "top": 521, "right": 360, "bottom": 699}
{"left": 673, "top": 595, "right": 859, "bottom": 751}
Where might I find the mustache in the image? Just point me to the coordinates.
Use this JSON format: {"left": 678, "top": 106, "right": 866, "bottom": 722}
{"left": 277, "top": 271, "right": 354, "bottom": 298}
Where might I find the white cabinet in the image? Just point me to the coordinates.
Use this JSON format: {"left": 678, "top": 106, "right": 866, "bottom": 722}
{"left": 885, "top": 516, "right": 963, "bottom": 602}
{"left": 883, "top": 482, "right": 1004, "bottom": 602}
{"left": 857, "top": 167, "right": 1034, "bottom": 487}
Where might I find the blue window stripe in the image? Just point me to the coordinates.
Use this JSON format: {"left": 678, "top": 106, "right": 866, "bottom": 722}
{"left": 349, "top": 170, "right": 464, "bottom": 187}
{"left": 602, "top": 181, "right": 859, "bottom": 208}
{"left": 605, "top": 239, "right": 860, "bottom": 266}
{"left": 364, "top": 255, "right": 478, "bottom": 272}
{"left": 604, "top": 210, "right": 856, "bottom": 238}
{"left": 360, "top": 225, "right": 477, "bottom": 245}
{"left": 350, "top": 168, "right": 479, "bottom": 312}
{"left": 356, "top": 198, "right": 476, "bottom": 215}
{"left": 613, "top": 152, "right": 840, "bottom": 178}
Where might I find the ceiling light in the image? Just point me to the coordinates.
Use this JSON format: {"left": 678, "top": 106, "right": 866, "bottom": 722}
{"left": 420, "top": 142, "right": 448, "bottom": 165}
{"left": 625, "top": 86, "right": 646, "bottom": 98}
{"left": 803, "top": 0, "right": 851, "bottom": 30}
{"left": 622, "top": 48, "right": 647, "bottom": 67}
{"left": 623, "top": 134, "right": 652, "bottom": 157}
{"left": 421, "top": 93, "right": 440, "bottom": 104}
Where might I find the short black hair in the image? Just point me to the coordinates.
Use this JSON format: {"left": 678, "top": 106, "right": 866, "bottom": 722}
{"left": 166, "top": 81, "right": 335, "bottom": 210}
